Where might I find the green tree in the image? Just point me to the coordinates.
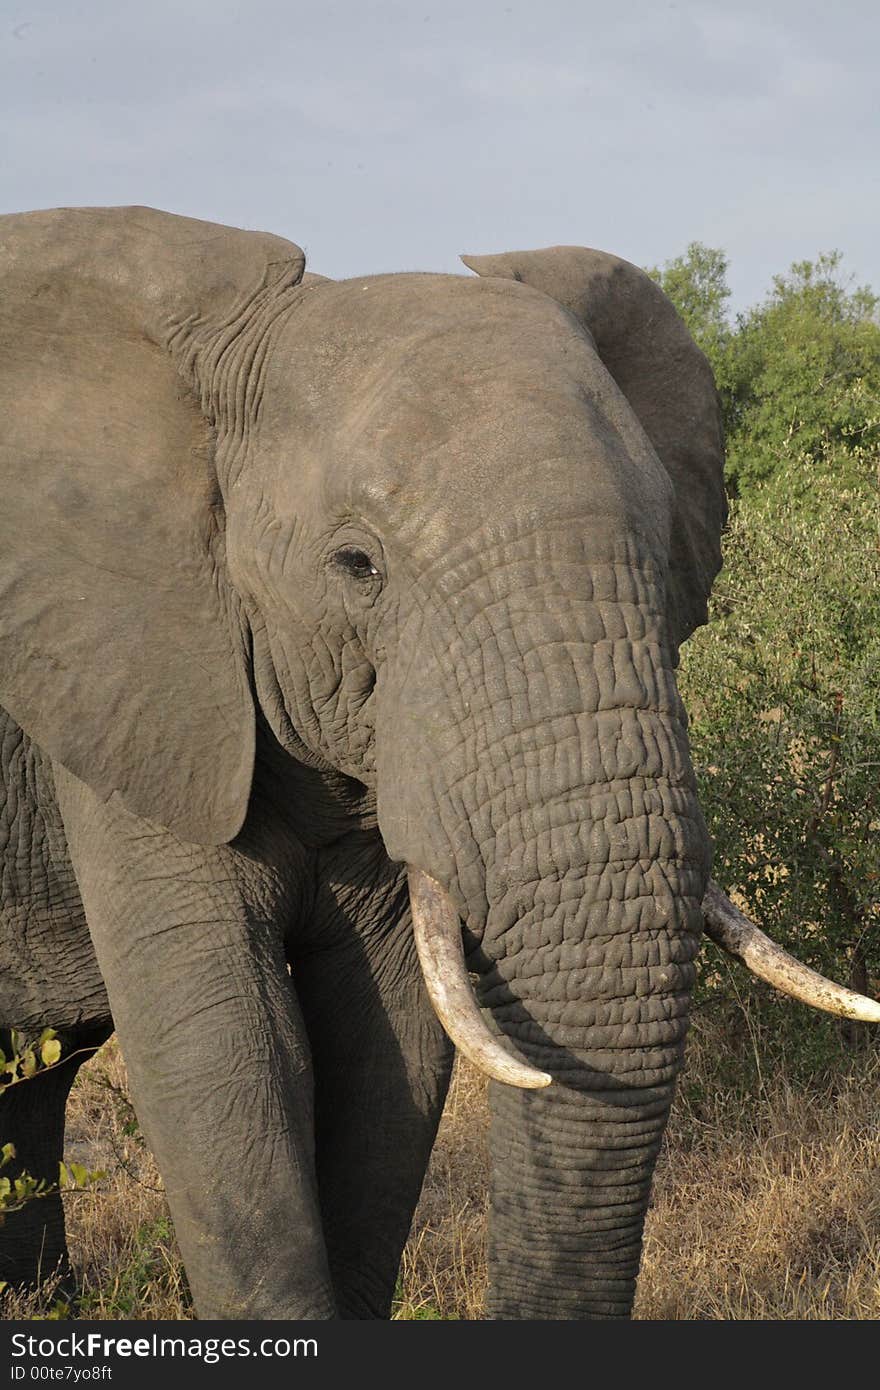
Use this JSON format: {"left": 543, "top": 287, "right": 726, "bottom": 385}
{"left": 650, "top": 241, "right": 880, "bottom": 1062}
{"left": 679, "top": 448, "right": 880, "bottom": 1055}
{"left": 650, "top": 245, "right": 880, "bottom": 499}
{"left": 723, "top": 253, "right": 880, "bottom": 495}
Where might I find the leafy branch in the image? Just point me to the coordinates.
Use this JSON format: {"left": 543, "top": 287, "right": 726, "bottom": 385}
{"left": 0, "top": 1031, "right": 105, "bottom": 1294}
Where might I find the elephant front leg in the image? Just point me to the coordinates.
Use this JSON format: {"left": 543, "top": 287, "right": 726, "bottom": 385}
{"left": 54, "top": 769, "right": 337, "bottom": 1320}
{"left": 292, "top": 836, "right": 454, "bottom": 1319}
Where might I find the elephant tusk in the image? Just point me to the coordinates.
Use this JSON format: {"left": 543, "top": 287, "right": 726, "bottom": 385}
{"left": 702, "top": 879, "right": 880, "bottom": 1022}
{"left": 407, "top": 867, "right": 552, "bottom": 1089}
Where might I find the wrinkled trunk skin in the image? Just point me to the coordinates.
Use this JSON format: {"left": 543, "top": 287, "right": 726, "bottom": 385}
{"left": 481, "top": 812, "right": 703, "bottom": 1319}
{"left": 377, "top": 537, "right": 710, "bottom": 1319}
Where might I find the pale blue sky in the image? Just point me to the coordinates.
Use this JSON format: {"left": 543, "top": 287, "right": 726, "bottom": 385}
{"left": 3, "top": 1, "right": 877, "bottom": 313}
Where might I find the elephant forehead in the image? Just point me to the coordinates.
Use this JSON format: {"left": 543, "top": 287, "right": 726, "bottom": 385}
{"left": 263, "top": 271, "right": 598, "bottom": 427}
{"left": 288, "top": 269, "right": 587, "bottom": 351}
{"left": 255, "top": 274, "right": 673, "bottom": 554}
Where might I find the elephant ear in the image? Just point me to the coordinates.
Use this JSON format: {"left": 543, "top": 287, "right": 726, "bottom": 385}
{"left": 461, "top": 247, "right": 726, "bottom": 651}
{"left": 0, "top": 206, "right": 305, "bottom": 844}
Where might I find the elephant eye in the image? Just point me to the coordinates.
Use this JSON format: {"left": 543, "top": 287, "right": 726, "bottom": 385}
{"left": 333, "top": 546, "right": 381, "bottom": 580}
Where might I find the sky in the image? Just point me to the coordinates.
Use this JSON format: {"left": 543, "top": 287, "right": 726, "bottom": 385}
{"left": 2, "top": 0, "right": 878, "bottom": 315}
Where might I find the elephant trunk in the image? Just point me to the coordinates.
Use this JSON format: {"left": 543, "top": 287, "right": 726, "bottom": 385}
{"left": 407, "top": 776, "right": 705, "bottom": 1318}
{"left": 473, "top": 763, "right": 705, "bottom": 1318}
{"left": 376, "top": 543, "right": 711, "bottom": 1317}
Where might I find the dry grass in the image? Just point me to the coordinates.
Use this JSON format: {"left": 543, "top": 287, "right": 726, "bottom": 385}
{"left": 398, "top": 1038, "right": 880, "bottom": 1320}
{"left": 6, "top": 1038, "right": 192, "bottom": 1320}
{"left": 8, "top": 1027, "right": 880, "bottom": 1319}
{"left": 393, "top": 1060, "right": 489, "bottom": 1320}
{"left": 634, "top": 1045, "right": 880, "bottom": 1319}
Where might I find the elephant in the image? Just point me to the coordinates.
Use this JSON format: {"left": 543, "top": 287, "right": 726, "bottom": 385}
{"left": 1, "top": 207, "right": 877, "bottom": 1321}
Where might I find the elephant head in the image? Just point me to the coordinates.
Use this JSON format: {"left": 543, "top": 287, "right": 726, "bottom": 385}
{"left": 1, "top": 208, "right": 875, "bottom": 1318}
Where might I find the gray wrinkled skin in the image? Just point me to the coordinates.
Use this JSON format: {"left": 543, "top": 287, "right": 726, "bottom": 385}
{"left": 0, "top": 208, "right": 726, "bottom": 1319}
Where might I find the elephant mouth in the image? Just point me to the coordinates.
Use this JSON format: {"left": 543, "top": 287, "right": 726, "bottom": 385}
{"left": 407, "top": 867, "right": 880, "bottom": 1090}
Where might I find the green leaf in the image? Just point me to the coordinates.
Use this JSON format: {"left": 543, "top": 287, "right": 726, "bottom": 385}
{"left": 41, "top": 1038, "right": 62, "bottom": 1067}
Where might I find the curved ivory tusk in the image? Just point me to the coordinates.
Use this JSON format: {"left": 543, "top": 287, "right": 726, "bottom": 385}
{"left": 407, "top": 867, "right": 552, "bottom": 1089}
{"left": 702, "top": 879, "right": 880, "bottom": 1022}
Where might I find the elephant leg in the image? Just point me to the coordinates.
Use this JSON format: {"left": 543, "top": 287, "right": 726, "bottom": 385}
{"left": 0, "top": 1021, "right": 111, "bottom": 1296}
{"left": 53, "top": 767, "right": 337, "bottom": 1320}
{"left": 292, "top": 834, "right": 454, "bottom": 1319}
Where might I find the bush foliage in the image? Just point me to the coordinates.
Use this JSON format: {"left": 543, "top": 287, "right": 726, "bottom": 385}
{"left": 650, "top": 244, "right": 880, "bottom": 1054}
